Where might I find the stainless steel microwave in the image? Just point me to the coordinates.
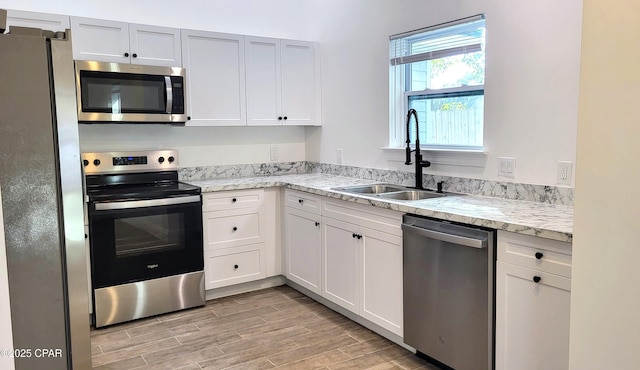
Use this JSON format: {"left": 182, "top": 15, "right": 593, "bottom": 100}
{"left": 74, "top": 60, "right": 187, "bottom": 124}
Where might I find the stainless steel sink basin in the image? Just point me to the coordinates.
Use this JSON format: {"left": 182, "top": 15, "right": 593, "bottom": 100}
{"left": 377, "top": 190, "right": 446, "bottom": 201}
{"left": 332, "top": 184, "right": 408, "bottom": 194}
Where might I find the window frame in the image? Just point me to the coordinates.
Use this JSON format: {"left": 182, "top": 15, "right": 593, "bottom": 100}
{"left": 389, "top": 15, "right": 486, "bottom": 152}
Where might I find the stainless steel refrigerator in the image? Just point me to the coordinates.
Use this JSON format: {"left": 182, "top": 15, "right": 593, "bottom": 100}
{"left": 0, "top": 26, "right": 92, "bottom": 369}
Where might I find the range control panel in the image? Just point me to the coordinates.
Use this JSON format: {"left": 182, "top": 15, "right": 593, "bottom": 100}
{"left": 82, "top": 150, "right": 178, "bottom": 175}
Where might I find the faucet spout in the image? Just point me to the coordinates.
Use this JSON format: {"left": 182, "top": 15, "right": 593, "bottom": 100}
{"left": 405, "top": 109, "right": 431, "bottom": 189}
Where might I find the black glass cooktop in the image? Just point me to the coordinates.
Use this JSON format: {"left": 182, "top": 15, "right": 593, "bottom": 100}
{"left": 86, "top": 171, "right": 200, "bottom": 202}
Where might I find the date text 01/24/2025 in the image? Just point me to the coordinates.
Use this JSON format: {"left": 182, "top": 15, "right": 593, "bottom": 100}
{"left": 0, "top": 348, "right": 64, "bottom": 358}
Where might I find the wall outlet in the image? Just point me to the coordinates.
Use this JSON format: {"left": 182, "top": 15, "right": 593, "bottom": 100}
{"left": 269, "top": 146, "right": 279, "bottom": 162}
{"left": 557, "top": 161, "right": 573, "bottom": 185}
{"left": 499, "top": 157, "right": 516, "bottom": 178}
{"left": 336, "top": 148, "right": 343, "bottom": 164}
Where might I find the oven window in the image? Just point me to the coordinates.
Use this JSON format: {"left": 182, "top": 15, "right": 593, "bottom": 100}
{"left": 80, "top": 71, "right": 166, "bottom": 114}
{"left": 114, "top": 213, "right": 185, "bottom": 256}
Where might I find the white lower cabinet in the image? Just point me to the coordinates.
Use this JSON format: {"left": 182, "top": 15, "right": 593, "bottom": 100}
{"left": 322, "top": 217, "right": 360, "bottom": 313}
{"left": 203, "top": 189, "right": 279, "bottom": 290}
{"left": 495, "top": 231, "right": 572, "bottom": 370}
{"left": 321, "top": 198, "right": 403, "bottom": 336}
{"left": 360, "top": 226, "right": 403, "bottom": 336}
{"left": 285, "top": 207, "right": 322, "bottom": 294}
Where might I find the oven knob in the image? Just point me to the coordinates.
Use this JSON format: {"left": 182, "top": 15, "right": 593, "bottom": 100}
{"left": 83, "top": 159, "right": 89, "bottom": 166}
{"left": 158, "top": 157, "right": 165, "bottom": 163}
{"left": 93, "top": 159, "right": 100, "bottom": 166}
{"left": 168, "top": 156, "right": 175, "bottom": 163}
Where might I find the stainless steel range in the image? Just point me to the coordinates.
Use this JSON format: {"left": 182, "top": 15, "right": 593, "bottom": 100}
{"left": 83, "top": 150, "right": 205, "bottom": 328}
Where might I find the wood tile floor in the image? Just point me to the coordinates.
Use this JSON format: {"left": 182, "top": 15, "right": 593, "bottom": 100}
{"left": 91, "top": 285, "right": 441, "bottom": 370}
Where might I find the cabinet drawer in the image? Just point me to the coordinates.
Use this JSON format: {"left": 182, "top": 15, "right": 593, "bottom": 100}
{"left": 203, "top": 207, "right": 264, "bottom": 250}
{"left": 498, "top": 231, "right": 572, "bottom": 278}
{"left": 203, "top": 189, "right": 264, "bottom": 212}
{"left": 285, "top": 189, "right": 321, "bottom": 214}
{"left": 204, "top": 247, "right": 264, "bottom": 289}
{"left": 322, "top": 197, "right": 402, "bottom": 236}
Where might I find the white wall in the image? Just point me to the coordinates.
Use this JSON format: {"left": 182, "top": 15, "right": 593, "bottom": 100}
{"left": 569, "top": 0, "right": 640, "bottom": 368}
{"left": 1, "top": 0, "right": 582, "bottom": 184}
{"left": 305, "top": 0, "right": 582, "bottom": 186}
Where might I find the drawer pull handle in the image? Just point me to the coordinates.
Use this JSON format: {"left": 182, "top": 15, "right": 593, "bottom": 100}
{"left": 232, "top": 198, "right": 237, "bottom": 203}
{"left": 315, "top": 222, "right": 320, "bottom": 227}
{"left": 535, "top": 252, "right": 544, "bottom": 260}
{"left": 533, "top": 276, "right": 541, "bottom": 283}
{"left": 232, "top": 227, "right": 238, "bottom": 232}
{"left": 298, "top": 199, "right": 303, "bottom": 204}
{"left": 234, "top": 264, "right": 239, "bottom": 269}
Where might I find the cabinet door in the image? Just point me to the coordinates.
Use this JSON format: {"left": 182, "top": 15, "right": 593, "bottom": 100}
{"left": 361, "top": 227, "right": 403, "bottom": 336}
{"left": 70, "top": 17, "right": 130, "bottom": 63}
{"left": 129, "top": 24, "right": 181, "bottom": 66}
{"left": 281, "top": 40, "right": 320, "bottom": 126}
{"left": 495, "top": 261, "right": 571, "bottom": 370}
{"left": 285, "top": 208, "right": 321, "bottom": 294}
{"left": 181, "top": 30, "right": 246, "bottom": 126}
{"left": 6, "top": 10, "right": 69, "bottom": 32}
{"left": 245, "top": 37, "right": 282, "bottom": 126}
{"left": 322, "top": 217, "right": 360, "bottom": 313}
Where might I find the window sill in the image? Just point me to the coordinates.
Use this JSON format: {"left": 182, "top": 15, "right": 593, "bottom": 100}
{"left": 381, "top": 147, "right": 487, "bottom": 168}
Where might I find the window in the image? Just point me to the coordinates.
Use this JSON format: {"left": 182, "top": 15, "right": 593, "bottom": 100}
{"left": 390, "top": 15, "right": 486, "bottom": 150}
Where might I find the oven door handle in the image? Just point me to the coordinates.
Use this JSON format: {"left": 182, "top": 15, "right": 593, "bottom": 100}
{"left": 93, "top": 195, "right": 201, "bottom": 211}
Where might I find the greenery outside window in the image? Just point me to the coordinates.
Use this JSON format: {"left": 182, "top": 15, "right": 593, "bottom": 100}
{"left": 390, "top": 15, "right": 486, "bottom": 151}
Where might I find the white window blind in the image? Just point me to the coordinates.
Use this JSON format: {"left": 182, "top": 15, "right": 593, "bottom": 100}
{"left": 390, "top": 15, "right": 485, "bottom": 66}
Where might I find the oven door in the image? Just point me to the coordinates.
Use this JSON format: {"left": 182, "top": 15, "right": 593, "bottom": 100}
{"left": 88, "top": 195, "right": 203, "bottom": 288}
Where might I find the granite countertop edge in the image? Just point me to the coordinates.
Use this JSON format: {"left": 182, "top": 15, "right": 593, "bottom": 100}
{"left": 186, "top": 174, "right": 573, "bottom": 243}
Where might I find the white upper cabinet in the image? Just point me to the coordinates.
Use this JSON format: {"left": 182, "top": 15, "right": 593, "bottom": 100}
{"left": 70, "top": 17, "right": 181, "bottom": 66}
{"left": 281, "top": 40, "right": 320, "bottom": 126}
{"left": 246, "top": 37, "right": 320, "bottom": 126}
{"left": 181, "top": 30, "right": 246, "bottom": 126}
{"left": 5, "top": 10, "right": 69, "bottom": 33}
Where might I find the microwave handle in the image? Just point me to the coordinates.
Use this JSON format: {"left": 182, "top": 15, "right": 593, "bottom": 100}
{"left": 165, "top": 76, "right": 173, "bottom": 114}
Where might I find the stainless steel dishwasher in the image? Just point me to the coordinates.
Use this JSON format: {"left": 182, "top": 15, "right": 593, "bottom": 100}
{"left": 402, "top": 214, "right": 495, "bottom": 370}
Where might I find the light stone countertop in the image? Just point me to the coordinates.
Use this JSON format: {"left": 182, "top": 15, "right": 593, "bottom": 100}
{"left": 187, "top": 173, "right": 573, "bottom": 243}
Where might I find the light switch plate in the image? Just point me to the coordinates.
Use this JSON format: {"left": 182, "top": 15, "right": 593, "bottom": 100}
{"left": 557, "top": 161, "right": 572, "bottom": 185}
{"left": 499, "top": 157, "right": 516, "bottom": 178}
{"left": 269, "top": 147, "right": 278, "bottom": 162}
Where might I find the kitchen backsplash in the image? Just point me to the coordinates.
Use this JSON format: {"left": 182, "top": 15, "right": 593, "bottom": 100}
{"left": 179, "top": 162, "right": 574, "bottom": 206}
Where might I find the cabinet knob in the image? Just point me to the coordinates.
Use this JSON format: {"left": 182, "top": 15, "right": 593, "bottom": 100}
{"left": 315, "top": 221, "right": 320, "bottom": 227}
{"left": 283, "top": 116, "right": 288, "bottom": 120}
{"left": 232, "top": 226, "right": 238, "bottom": 232}
{"left": 132, "top": 53, "right": 138, "bottom": 58}
{"left": 298, "top": 199, "right": 303, "bottom": 204}
{"left": 533, "top": 276, "right": 542, "bottom": 283}
{"left": 278, "top": 116, "right": 283, "bottom": 120}
{"left": 124, "top": 52, "right": 129, "bottom": 57}
{"left": 187, "top": 116, "right": 192, "bottom": 120}
{"left": 232, "top": 198, "right": 237, "bottom": 203}
{"left": 234, "top": 264, "right": 239, "bottom": 269}
{"left": 84, "top": 234, "right": 88, "bottom": 239}
{"left": 357, "top": 234, "right": 362, "bottom": 239}
{"left": 352, "top": 233, "right": 357, "bottom": 238}
{"left": 535, "top": 252, "right": 544, "bottom": 260}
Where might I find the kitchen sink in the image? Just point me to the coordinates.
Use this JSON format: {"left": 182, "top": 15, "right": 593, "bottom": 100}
{"left": 332, "top": 183, "right": 461, "bottom": 201}
{"left": 376, "top": 190, "right": 446, "bottom": 201}
{"left": 332, "top": 184, "right": 408, "bottom": 194}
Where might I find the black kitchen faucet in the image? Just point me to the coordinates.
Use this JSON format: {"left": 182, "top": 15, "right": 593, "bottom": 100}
{"left": 404, "top": 108, "right": 431, "bottom": 189}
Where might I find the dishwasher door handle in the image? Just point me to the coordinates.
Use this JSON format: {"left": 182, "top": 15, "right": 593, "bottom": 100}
{"left": 402, "top": 223, "right": 487, "bottom": 249}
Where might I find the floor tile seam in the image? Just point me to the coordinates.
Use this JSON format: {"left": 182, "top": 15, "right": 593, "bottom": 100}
{"left": 96, "top": 337, "right": 184, "bottom": 366}
{"left": 99, "top": 332, "right": 186, "bottom": 354}
{"left": 389, "top": 358, "right": 414, "bottom": 370}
